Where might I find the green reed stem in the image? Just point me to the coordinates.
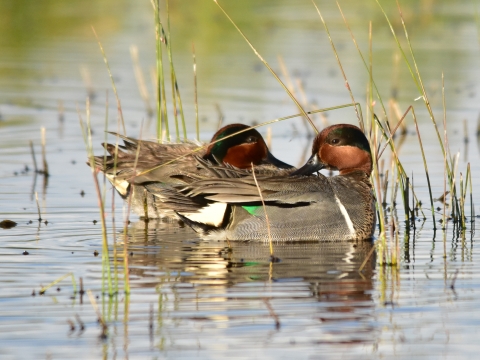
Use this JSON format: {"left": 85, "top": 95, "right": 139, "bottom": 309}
{"left": 373, "top": 113, "right": 425, "bottom": 221}
{"left": 152, "top": 0, "right": 169, "bottom": 141}
{"left": 468, "top": 163, "right": 474, "bottom": 228}
{"left": 312, "top": 0, "right": 363, "bottom": 131}
{"left": 411, "top": 110, "right": 436, "bottom": 229}
{"left": 460, "top": 172, "right": 466, "bottom": 230}
{"left": 79, "top": 101, "right": 113, "bottom": 296}
{"left": 130, "top": 45, "right": 153, "bottom": 118}
{"left": 213, "top": 0, "right": 318, "bottom": 134}
{"left": 165, "top": 0, "right": 187, "bottom": 140}
{"left": 39, "top": 273, "right": 76, "bottom": 295}
{"left": 377, "top": 0, "right": 454, "bottom": 183}
{"left": 163, "top": 4, "right": 179, "bottom": 141}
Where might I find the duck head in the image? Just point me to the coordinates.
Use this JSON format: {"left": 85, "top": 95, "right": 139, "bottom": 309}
{"left": 203, "top": 123, "right": 292, "bottom": 169}
{"left": 292, "top": 124, "right": 372, "bottom": 176}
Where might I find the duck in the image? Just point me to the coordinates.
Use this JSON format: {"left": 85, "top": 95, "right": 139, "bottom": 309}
{"left": 89, "top": 123, "right": 292, "bottom": 219}
{"left": 152, "top": 123, "right": 376, "bottom": 241}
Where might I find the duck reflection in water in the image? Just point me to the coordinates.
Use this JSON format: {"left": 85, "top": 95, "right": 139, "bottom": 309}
{"left": 125, "top": 222, "right": 376, "bottom": 345}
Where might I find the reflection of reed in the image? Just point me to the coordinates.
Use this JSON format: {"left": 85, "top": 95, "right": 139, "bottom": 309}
{"left": 127, "top": 220, "right": 375, "bottom": 286}
{"left": 126, "top": 222, "right": 376, "bottom": 343}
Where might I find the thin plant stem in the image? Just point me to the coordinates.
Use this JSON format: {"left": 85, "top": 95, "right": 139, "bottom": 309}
{"left": 165, "top": 0, "right": 187, "bottom": 139}
{"left": 336, "top": 1, "right": 388, "bottom": 122}
{"left": 29, "top": 140, "right": 38, "bottom": 173}
{"left": 91, "top": 27, "right": 126, "bottom": 135}
{"left": 130, "top": 45, "right": 153, "bottom": 118}
{"left": 35, "top": 191, "right": 42, "bottom": 221}
{"left": 40, "top": 127, "right": 49, "bottom": 176}
{"left": 39, "top": 273, "right": 75, "bottom": 295}
{"left": 213, "top": 0, "right": 318, "bottom": 134}
{"left": 193, "top": 43, "right": 199, "bottom": 141}
{"left": 78, "top": 101, "right": 113, "bottom": 296}
{"left": 468, "top": 163, "right": 474, "bottom": 228}
{"left": 411, "top": 109, "right": 436, "bottom": 229}
{"left": 312, "top": 0, "right": 363, "bottom": 130}
{"left": 120, "top": 122, "right": 145, "bottom": 294}
{"left": 163, "top": 2, "right": 180, "bottom": 141}
{"left": 152, "top": 0, "right": 170, "bottom": 141}
{"left": 251, "top": 164, "right": 274, "bottom": 256}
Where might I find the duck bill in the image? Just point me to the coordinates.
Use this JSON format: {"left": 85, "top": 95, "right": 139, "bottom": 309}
{"left": 290, "top": 154, "right": 326, "bottom": 175}
{"left": 264, "top": 151, "right": 294, "bottom": 169}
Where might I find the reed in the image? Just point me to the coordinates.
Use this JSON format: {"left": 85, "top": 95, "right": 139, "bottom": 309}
{"left": 92, "top": 27, "right": 126, "bottom": 135}
{"left": 35, "top": 191, "right": 42, "bottom": 222}
{"left": 192, "top": 43, "right": 200, "bottom": 141}
{"left": 411, "top": 110, "right": 436, "bottom": 228}
{"left": 87, "top": 290, "right": 108, "bottom": 339}
{"left": 251, "top": 164, "right": 274, "bottom": 257}
{"left": 151, "top": 0, "right": 170, "bottom": 141}
{"left": 312, "top": 0, "right": 363, "bottom": 131}
{"left": 29, "top": 141, "right": 38, "bottom": 173}
{"left": 213, "top": 0, "right": 318, "bottom": 134}
{"left": 336, "top": 1, "right": 388, "bottom": 122}
{"left": 165, "top": 0, "right": 187, "bottom": 140}
{"left": 78, "top": 99, "right": 113, "bottom": 296}
{"left": 39, "top": 273, "right": 76, "bottom": 296}
{"left": 40, "top": 127, "right": 49, "bottom": 176}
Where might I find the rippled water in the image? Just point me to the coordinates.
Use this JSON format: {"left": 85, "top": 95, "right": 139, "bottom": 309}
{"left": 1, "top": 0, "right": 480, "bottom": 359}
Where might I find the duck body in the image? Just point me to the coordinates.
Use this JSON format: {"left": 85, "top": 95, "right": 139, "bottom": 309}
{"left": 165, "top": 165, "right": 375, "bottom": 241}
{"left": 89, "top": 124, "right": 292, "bottom": 219}
{"left": 156, "top": 124, "right": 376, "bottom": 241}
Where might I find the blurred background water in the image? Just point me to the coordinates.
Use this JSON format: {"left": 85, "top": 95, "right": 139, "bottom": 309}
{"left": 1, "top": 0, "right": 480, "bottom": 359}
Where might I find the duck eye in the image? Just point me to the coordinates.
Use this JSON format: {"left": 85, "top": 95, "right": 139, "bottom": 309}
{"left": 331, "top": 138, "right": 340, "bottom": 145}
{"left": 246, "top": 136, "right": 256, "bottom": 143}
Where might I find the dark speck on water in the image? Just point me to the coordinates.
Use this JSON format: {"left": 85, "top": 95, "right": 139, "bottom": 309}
{"left": 22, "top": 251, "right": 29, "bottom": 255}
{"left": 0, "top": 220, "right": 17, "bottom": 229}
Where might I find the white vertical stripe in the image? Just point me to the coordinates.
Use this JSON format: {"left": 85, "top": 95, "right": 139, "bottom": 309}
{"left": 334, "top": 195, "right": 356, "bottom": 238}
{"left": 181, "top": 202, "right": 227, "bottom": 227}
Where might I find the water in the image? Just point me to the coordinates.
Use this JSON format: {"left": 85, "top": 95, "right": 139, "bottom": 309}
{"left": 1, "top": 0, "right": 480, "bottom": 358}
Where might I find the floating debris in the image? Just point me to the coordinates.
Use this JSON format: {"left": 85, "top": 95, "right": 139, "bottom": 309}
{"left": 0, "top": 220, "right": 17, "bottom": 229}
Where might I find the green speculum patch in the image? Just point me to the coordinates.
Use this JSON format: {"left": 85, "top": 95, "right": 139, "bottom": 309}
{"left": 242, "top": 205, "right": 260, "bottom": 215}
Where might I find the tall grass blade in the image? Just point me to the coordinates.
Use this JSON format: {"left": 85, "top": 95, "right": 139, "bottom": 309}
{"left": 251, "top": 164, "right": 274, "bottom": 257}
{"left": 336, "top": 1, "right": 388, "bottom": 122}
{"left": 312, "top": 0, "right": 363, "bottom": 130}
{"left": 91, "top": 27, "right": 126, "bottom": 135}
{"left": 411, "top": 110, "right": 436, "bottom": 228}
{"left": 165, "top": 0, "right": 187, "bottom": 140}
{"left": 130, "top": 45, "right": 153, "bottom": 118}
{"left": 193, "top": 43, "right": 199, "bottom": 141}
{"left": 78, "top": 100, "right": 113, "bottom": 296}
{"left": 213, "top": 0, "right": 318, "bottom": 134}
{"left": 152, "top": 0, "right": 170, "bottom": 141}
